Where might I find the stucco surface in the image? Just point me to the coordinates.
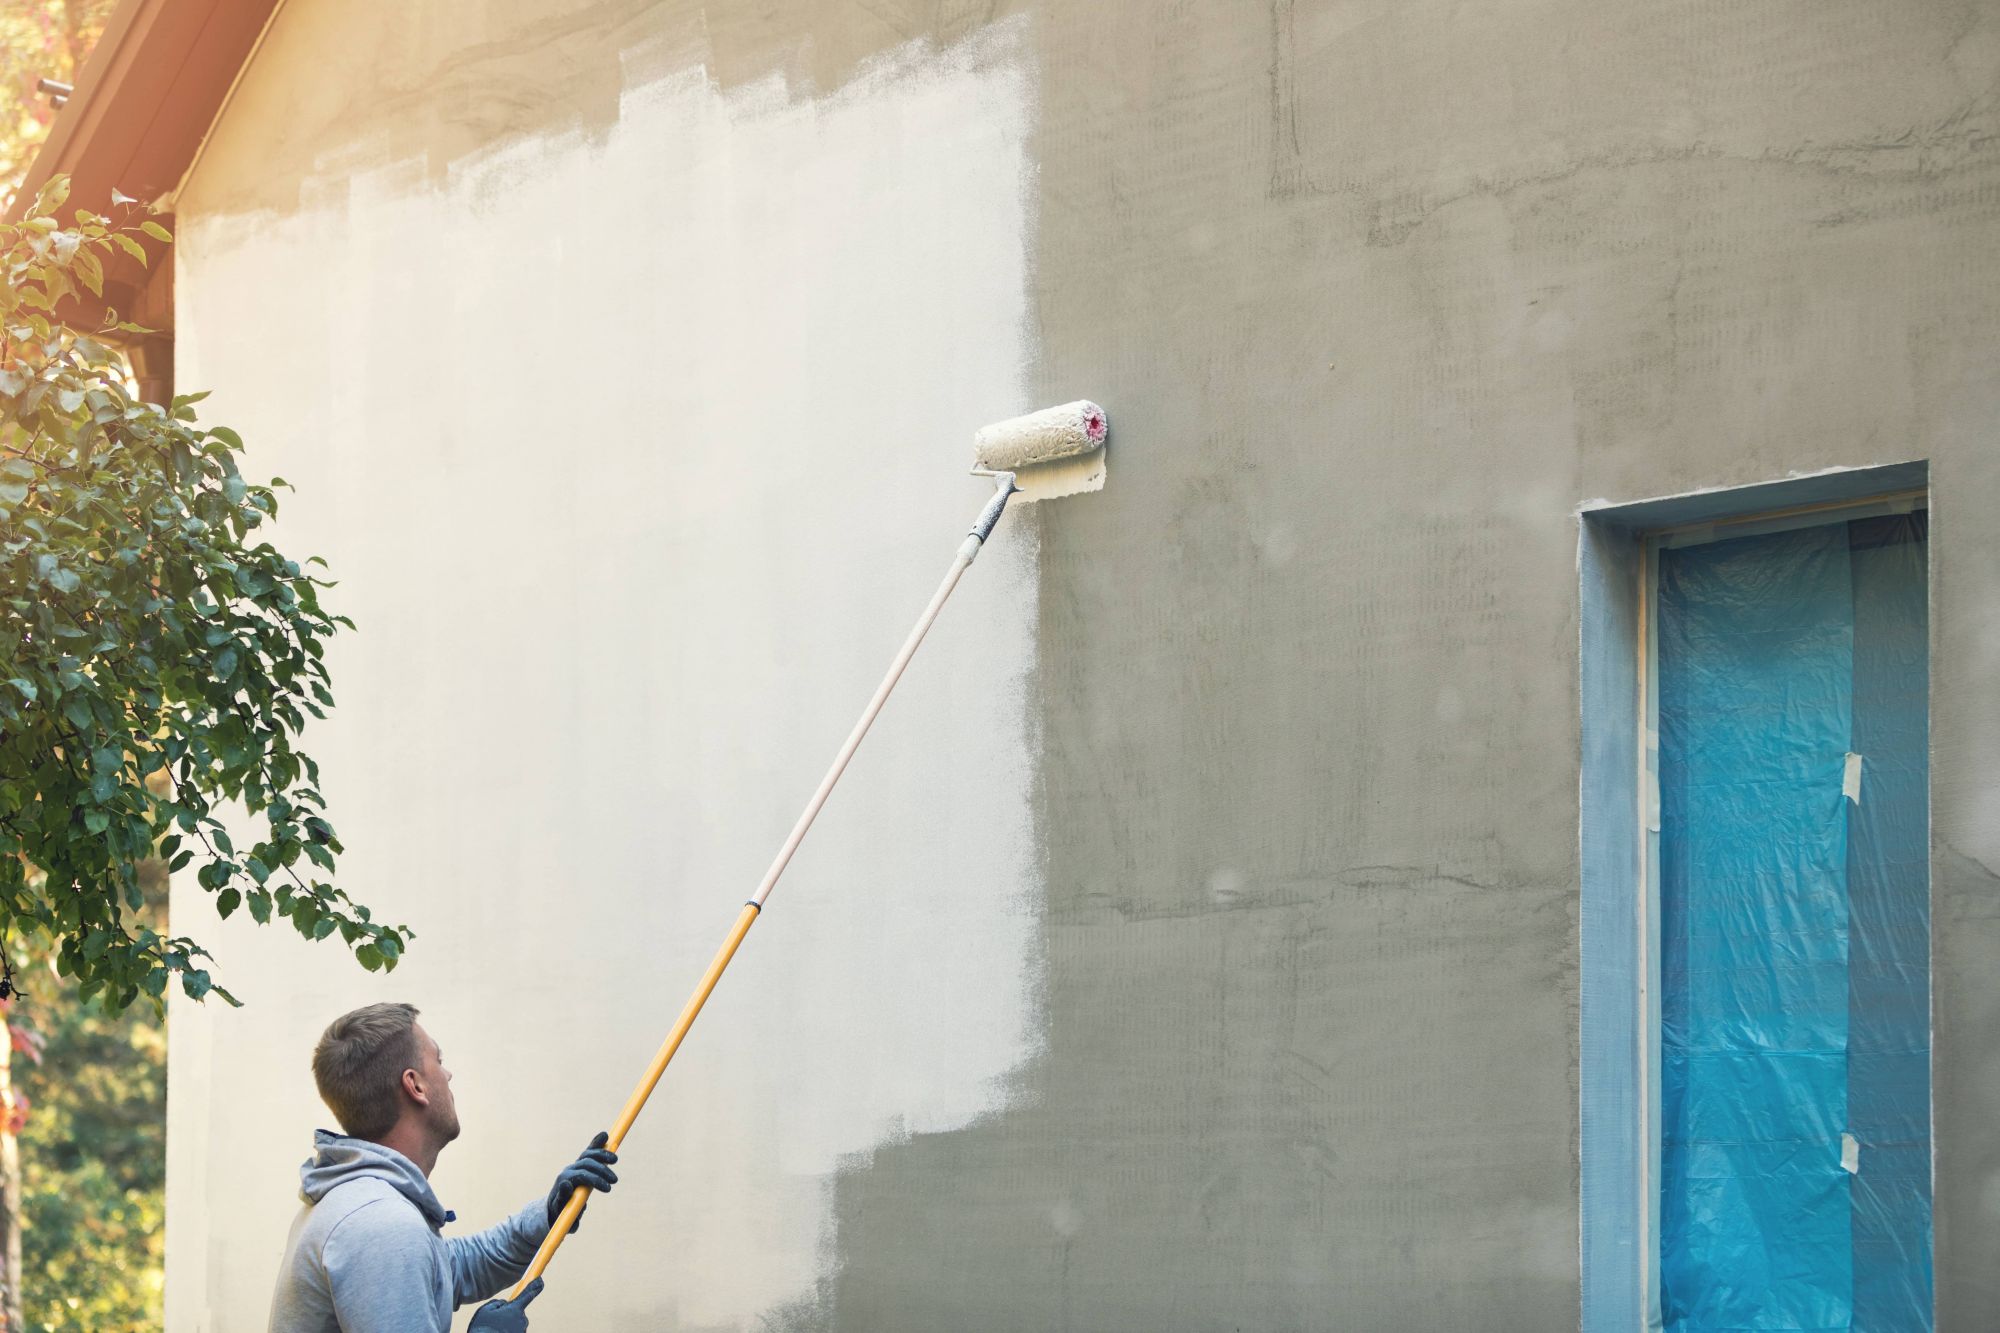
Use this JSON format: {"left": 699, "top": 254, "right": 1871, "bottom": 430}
{"left": 163, "top": 1, "right": 2000, "bottom": 1330}
{"left": 816, "top": 5, "right": 2000, "bottom": 1330}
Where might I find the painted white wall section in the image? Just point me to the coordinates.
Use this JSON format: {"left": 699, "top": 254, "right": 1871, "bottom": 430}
{"left": 167, "top": 28, "right": 1038, "bottom": 1332}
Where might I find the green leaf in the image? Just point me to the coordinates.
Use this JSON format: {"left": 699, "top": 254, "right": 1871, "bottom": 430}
{"left": 0, "top": 187, "right": 376, "bottom": 1009}
{"left": 74, "top": 247, "right": 103, "bottom": 295}
{"left": 355, "top": 943, "right": 383, "bottom": 972}
{"left": 181, "top": 969, "right": 212, "bottom": 1000}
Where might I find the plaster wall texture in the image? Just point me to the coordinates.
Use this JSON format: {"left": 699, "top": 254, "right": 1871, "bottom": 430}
{"left": 163, "top": 1, "right": 2000, "bottom": 1330}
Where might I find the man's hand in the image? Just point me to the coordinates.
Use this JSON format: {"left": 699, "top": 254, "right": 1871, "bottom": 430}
{"left": 545, "top": 1131, "right": 619, "bottom": 1234}
{"left": 468, "top": 1277, "right": 542, "bottom": 1332}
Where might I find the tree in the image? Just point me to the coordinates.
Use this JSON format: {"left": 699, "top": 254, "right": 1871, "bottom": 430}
{"left": 0, "top": 19, "right": 295, "bottom": 1327}
{"left": 0, "top": 2, "right": 118, "bottom": 210}
{"left": 0, "top": 177, "right": 412, "bottom": 1010}
{"left": 10, "top": 858, "right": 166, "bottom": 1332}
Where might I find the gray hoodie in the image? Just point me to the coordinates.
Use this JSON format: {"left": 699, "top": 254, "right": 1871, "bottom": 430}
{"left": 268, "top": 1131, "right": 548, "bottom": 1333}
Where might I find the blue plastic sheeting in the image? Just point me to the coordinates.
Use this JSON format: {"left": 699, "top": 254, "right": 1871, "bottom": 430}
{"left": 1657, "top": 515, "right": 1930, "bottom": 1332}
{"left": 1845, "top": 515, "right": 1932, "bottom": 1328}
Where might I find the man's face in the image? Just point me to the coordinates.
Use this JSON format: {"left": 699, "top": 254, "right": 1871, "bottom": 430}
{"left": 410, "top": 1023, "right": 460, "bottom": 1144}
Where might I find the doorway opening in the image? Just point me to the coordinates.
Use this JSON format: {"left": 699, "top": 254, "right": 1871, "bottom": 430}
{"left": 1654, "top": 510, "right": 1930, "bottom": 1330}
{"left": 1577, "top": 462, "right": 1932, "bottom": 1332}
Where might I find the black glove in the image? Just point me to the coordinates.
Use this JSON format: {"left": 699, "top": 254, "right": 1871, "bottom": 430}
{"left": 545, "top": 1131, "right": 618, "bottom": 1234}
{"left": 468, "top": 1277, "right": 542, "bottom": 1332}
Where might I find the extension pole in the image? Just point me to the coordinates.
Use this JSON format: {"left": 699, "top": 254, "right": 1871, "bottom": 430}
{"left": 508, "top": 474, "right": 1021, "bottom": 1296}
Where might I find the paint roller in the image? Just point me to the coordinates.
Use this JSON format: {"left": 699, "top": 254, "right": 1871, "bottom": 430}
{"left": 509, "top": 400, "right": 1110, "bottom": 1296}
{"left": 972, "top": 399, "right": 1108, "bottom": 472}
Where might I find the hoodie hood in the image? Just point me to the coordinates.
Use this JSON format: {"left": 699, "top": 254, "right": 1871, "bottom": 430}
{"left": 299, "top": 1130, "right": 451, "bottom": 1229}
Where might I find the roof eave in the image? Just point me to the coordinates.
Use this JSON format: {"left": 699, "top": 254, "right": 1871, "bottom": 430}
{"left": 9, "top": 0, "right": 280, "bottom": 224}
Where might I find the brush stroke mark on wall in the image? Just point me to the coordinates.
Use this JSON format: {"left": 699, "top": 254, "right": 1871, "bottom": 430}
{"left": 178, "top": 0, "right": 1023, "bottom": 217}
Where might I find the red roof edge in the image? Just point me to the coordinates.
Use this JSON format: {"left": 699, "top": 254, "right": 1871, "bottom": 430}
{"left": 8, "top": 0, "right": 278, "bottom": 396}
{"left": 8, "top": 0, "right": 280, "bottom": 223}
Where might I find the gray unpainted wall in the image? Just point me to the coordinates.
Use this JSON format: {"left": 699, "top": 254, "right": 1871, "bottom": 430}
{"left": 172, "top": 0, "right": 2000, "bottom": 1328}
{"left": 816, "top": 3, "right": 2000, "bottom": 1329}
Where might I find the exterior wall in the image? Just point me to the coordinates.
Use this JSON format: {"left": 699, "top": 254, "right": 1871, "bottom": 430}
{"left": 166, "top": 2, "right": 2000, "bottom": 1330}
{"left": 168, "top": 8, "right": 1043, "bottom": 1330}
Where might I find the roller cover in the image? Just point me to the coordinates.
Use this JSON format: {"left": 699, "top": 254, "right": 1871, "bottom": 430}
{"left": 972, "top": 400, "right": 1107, "bottom": 471}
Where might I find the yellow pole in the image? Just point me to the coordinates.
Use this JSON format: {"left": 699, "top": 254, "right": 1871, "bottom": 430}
{"left": 508, "top": 901, "right": 761, "bottom": 1296}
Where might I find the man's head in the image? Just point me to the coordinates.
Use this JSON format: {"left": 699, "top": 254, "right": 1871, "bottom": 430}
{"left": 311, "top": 1002, "right": 459, "bottom": 1152}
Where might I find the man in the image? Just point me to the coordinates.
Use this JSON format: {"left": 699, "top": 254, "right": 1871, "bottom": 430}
{"left": 269, "top": 1003, "right": 619, "bottom": 1332}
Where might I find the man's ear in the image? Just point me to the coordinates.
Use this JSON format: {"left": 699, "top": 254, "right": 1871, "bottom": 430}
{"left": 401, "top": 1065, "right": 429, "bottom": 1108}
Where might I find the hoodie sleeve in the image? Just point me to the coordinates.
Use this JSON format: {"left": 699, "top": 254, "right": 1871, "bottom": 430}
{"left": 322, "top": 1198, "right": 451, "bottom": 1333}
{"left": 446, "top": 1200, "right": 550, "bottom": 1306}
